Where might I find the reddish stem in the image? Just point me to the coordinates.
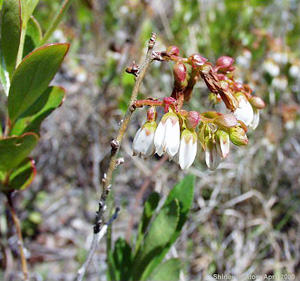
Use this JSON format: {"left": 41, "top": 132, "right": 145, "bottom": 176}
{"left": 134, "top": 100, "right": 164, "bottom": 108}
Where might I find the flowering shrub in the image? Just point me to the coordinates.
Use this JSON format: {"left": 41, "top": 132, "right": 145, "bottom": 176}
{"left": 133, "top": 47, "right": 265, "bottom": 170}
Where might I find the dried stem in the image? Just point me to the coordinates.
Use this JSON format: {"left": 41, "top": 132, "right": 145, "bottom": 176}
{"left": 76, "top": 208, "right": 120, "bottom": 281}
{"left": 75, "top": 32, "right": 157, "bottom": 281}
{"left": 6, "top": 193, "right": 28, "bottom": 281}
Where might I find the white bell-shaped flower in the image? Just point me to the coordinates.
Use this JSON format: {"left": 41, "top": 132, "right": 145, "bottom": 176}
{"left": 178, "top": 129, "right": 197, "bottom": 170}
{"left": 132, "top": 121, "right": 157, "bottom": 159}
{"left": 233, "top": 95, "right": 254, "bottom": 126}
{"left": 154, "top": 112, "right": 180, "bottom": 157}
{"left": 205, "top": 138, "right": 222, "bottom": 171}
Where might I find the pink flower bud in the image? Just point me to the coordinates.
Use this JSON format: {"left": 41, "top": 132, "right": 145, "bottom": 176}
{"left": 166, "top": 45, "right": 180, "bottom": 56}
{"left": 188, "top": 54, "right": 207, "bottom": 69}
{"left": 249, "top": 96, "right": 265, "bottom": 110}
{"left": 216, "top": 56, "right": 234, "bottom": 68}
{"left": 214, "top": 114, "right": 238, "bottom": 128}
{"left": 186, "top": 111, "right": 200, "bottom": 129}
{"left": 173, "top": 62, "right": 187, "bottom": 84}
{"left": 229, "top": 126, "right": 248, "bottom": 146}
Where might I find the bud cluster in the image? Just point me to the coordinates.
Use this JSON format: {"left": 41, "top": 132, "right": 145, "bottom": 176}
{"left": 132, "top": 47, "right": 266, "bottom": 170}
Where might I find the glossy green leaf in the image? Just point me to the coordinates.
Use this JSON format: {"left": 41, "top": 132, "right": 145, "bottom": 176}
{"left": 0, "top": 133, "right": 38, "bottom": 172}
{"left": 135, "top": 192, "right": 160, "bottom": 255}
{"left": 11, "top": 86, "right": 65, "bottom": 136}
{"left": 0, "top": 157, "right": 36, "bottom": 191}
{"left": 23, "top": 16, "right": 42, "bottom": 57}
{"left": 1, "top": 0, "right": 22, "bottom": 76}
{"left": 150, "top": 258, "right": 181, "bottom": 281}
{"left": 132, "top": 199, "right": 179, "bottom": 281}
{"left": 8, "top": 43, "right": 70, "bottom": 123}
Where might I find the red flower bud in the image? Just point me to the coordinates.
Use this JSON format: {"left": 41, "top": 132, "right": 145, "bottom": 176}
{"left": 166, "top": 45, "right": 180, "bottom": 56}
{"left": 173, "top": 62, "right": 187, "bottom": 84}
{"left": 188, "top": 54, "right": 207, "bottom": 69}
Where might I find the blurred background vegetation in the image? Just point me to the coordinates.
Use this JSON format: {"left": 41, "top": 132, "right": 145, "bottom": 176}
{"left": 1, "top": 0, "right": 300, "bottom": 280}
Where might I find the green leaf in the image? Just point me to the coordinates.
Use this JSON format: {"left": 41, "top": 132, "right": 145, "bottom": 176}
{"left": 8, "top": 43, "right": 70, "bottom": 123}
{"left": 23, "top": 16, "right": 42, "bottom": 57}
{"left": 139, "top": 175, "right": 195, "bottom": 280}
{"left": 11, "top": 86, "right": 65, "bottom": 136}
{"left": 110, "top": 238, "right": 133, "bottom": 281}
{"left": 20, "top": 0, "right": 39, "bottom": 24}
{"left": 1, "top": 0, "right": 22, "bottom": 76}
{"left": 132, "top": 199, "right": 180, "bottom": 281}
{"left": 0, "top": 133, "right": 38, "bottom": 172}
{"left": 0, "top": 157, "right": 36, "bottom": 191}
{"left": 150, "top": 258, "right": 181, "bottom": 281}
{"left": 135, "top": 192, "right": 160, "bottom": 255}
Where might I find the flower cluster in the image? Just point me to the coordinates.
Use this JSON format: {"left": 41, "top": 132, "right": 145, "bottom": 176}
{"left": 132, "top": 47, "right": 265, "bottom": 170}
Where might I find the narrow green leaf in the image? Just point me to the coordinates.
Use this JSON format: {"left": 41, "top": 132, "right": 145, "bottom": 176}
{"left": 1, "top": 0, "right": 22, "bottom": 76}
{"left": 150, "top": 258, "right": 181, "bottom": 281}
{"left": 132, "top": 199, "right": 180, "bottom": 281}
{"left": 8, "top": 43, "right": 70, "bottom": 123}
{"left": 135, "top": 192, "right": 160, "bottom": 254}
{"left": 0, "top": 157, "right": 36, "bottom": 191}
{"left": 0, "top": 133, "right": 38, "bottom": 172}
{"left": 11, "top": 86, "right": 65, "bottom": 136}
{"left": 23, "top": 16, "right": 42, "bottom": 57}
